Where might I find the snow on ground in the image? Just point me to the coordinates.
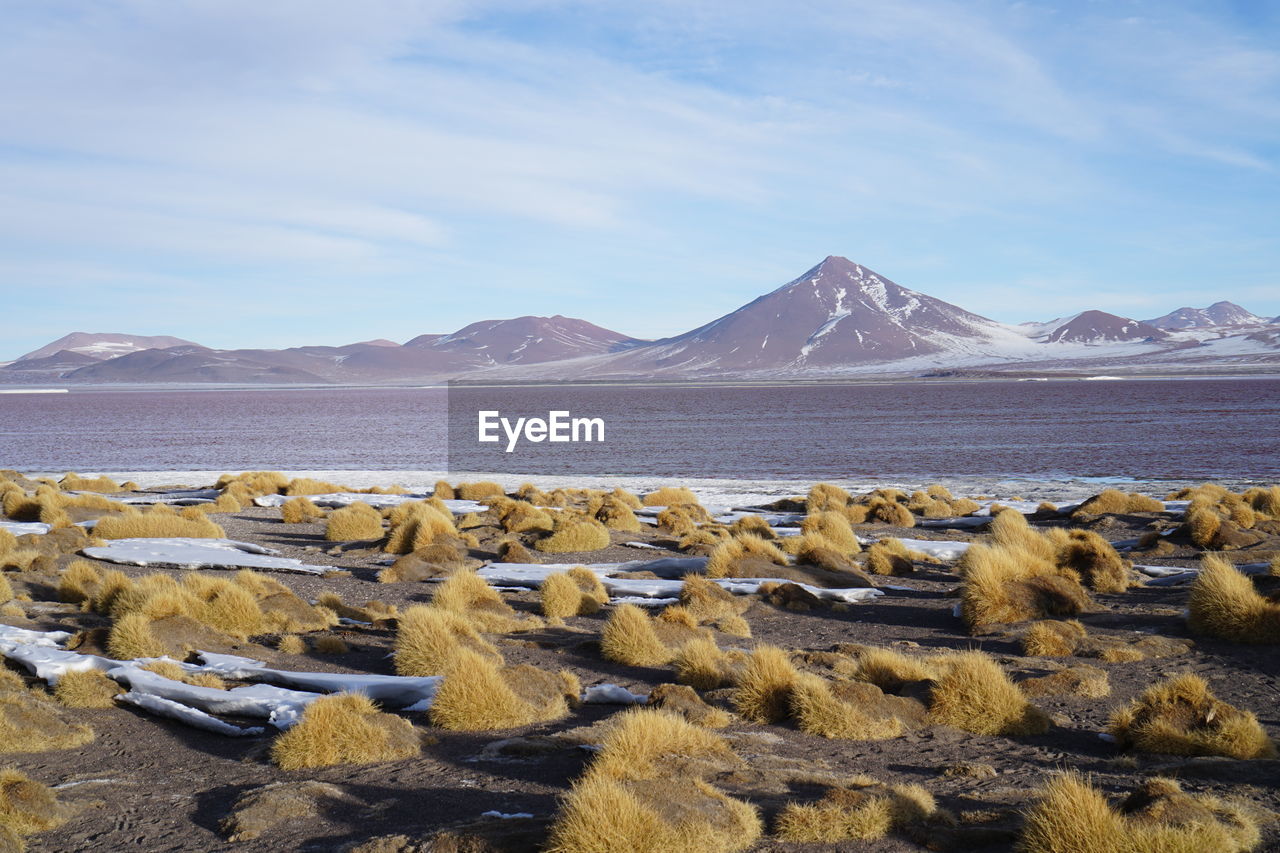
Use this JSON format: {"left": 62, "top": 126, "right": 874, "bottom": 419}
{"left": 581, "top": 684, "right": 648, "bottom": 704}
{"left": 184, "top": 652, "right": 442, "bottom": 708}
{"left": 0, "top": 520, "right": 51, "bottom": 536}
{"left": 891, "top": 539, "right": 971, "bottom": 561}
{"left": 116, "top": 692, "right": 265, "bottom": 736}
{"left": 82, "top": 538, "right": 334, "bottom": 575}
{"left": 72, "top": 489, "right": 222, "bottom": 505}
{"left": 253, "top": 493, "right": 486, "bottom": 514}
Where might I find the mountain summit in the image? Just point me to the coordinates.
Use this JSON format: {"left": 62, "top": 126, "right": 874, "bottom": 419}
{"left": 1145, "top": 301, "right": 1265, "bottom": 330}
{"left": 617, "top": 255, "right": 1019, "bottom": 372}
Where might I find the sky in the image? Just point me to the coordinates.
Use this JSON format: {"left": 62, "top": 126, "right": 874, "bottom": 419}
{"left": 1, "top": 0, "right": 1278, "bottom": 358}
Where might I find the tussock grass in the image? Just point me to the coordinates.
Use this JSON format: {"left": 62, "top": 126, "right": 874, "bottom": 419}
{"left": 270, "top": 693, "right": 421, "bottom": 770}
{"left": 1020, "top": 772, "right": 1261, "bottom": 853}
{"left": 393, "top": 605, "right": 500, "bottom": 676}
{"left": 705, "top": 535, "right": 789, "bottom": 579}
{"left": 541, "top": 570, "right": 604, "bottom": 619}
{"left": 852, "top": 647, "right": 937, "bottom": 692}
{"left": 498, "top": 500, "right": 555, "bottom": 534}
{"left": 431, "top": 568, "right": 534, "bottom": 633}
{"left": 679, "top": 575, "right": 749, "bottom": 632}
{"left": 384, "top": 502, "right": 458, "bottom": 554}
{"left": 807, "top": 483, "right": 851, "bottom": 512}
{"left": 1187, "top": 554, "right": 1280, "bottom": 643}
{"left": 52, "top": 669, "right": 122, "bottom": 708}
{"left": 862, "top": 540, "right": 920, "bottom": 576}
{"left": 432, "top": 480, "right": 456, "bottom": 500}
{"left": 428, "top": 648, "right": 573, "bottom": 731}
{"left": 0, "top": 691, "right": 94, "bottom": 753}
{"left": 0, "top": 575, "right": 11, "bottom": 604}
{"left": 276, "top": 634, "right": 305, "bottom": 654}
{"left": 602, "top": 604, "right": 676, "bottom": 667}
{"left": 799, "top": 511, "right": 861, "bottom": 554}
{"left": 0, "top": 766, "right": 74, "bottom": 843}
{"left": 455, "top": 481, "right": 505, "bottom": 501}
{"left": 58, "top": 472, "right": 124, "bottom": 493}
{"left": 324, "top": 503, "right": 384, "bottom": 541}
{"left": 496, "top": 539, "right": 535, "bottom": 564}
{"left": 1020, "top": 664, "right": 1110, "bottom": 699}
{"left": 1049, "top": 529, "right": 1130, "bottom": 593}
{"left": 106, "top": 612, "right": 166, "bottom": 659}
{"left": 674, "top": 637, "right": 741, "bottom": 690}
{"left": 959, "top": 543, "right": 1091, "bottom": 631}
{"left": 0, "top": 529, "right": 14, "bottom": 557}
{"left": 927, "top": 651, "right": 1049, "bottom": 736}
{"left": 545, "top": 709, "right": 761, "bottom": 853}
{"left": 596, "top": 497, "right": 643, "bottom": 532}
{"left": 733, "top": 645, "right": 800, "bottom": 723}
{"left": 788, "top": 674, "right": 904, "bottom": 740}
{"left": 94, "top": 511, "right": 225, "bottom": 539}
{"left": 641, "top": 486, "right": 700, "bottom": 507}
{"left": 280, "top": 497, "right": 324, "bottom": 524}
{"left": 1109, "top": 673, "right": 1275, "bottom": 759}
{"left": 220, "top": 780, "right": 356, "bottom": 842}
{"left": 283, "top": 477, "right": 347, "bottom": 496}
{"left": 312, "top": 635, "right": 349, "bottom": 654}
{"left": 536, "top": 516, "right": 611, "bottom": 553}
{"left": 1023, "top": 619, "right": 1089, "bottom": 656}
{"left": 1074, "top": 489, "right": 1165, "bottom": 516}
{"left": 775, "top": 780, "right": 937, "bottom": 842}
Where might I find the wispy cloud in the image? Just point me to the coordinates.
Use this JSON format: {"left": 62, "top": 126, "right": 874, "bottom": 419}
{"left": 0, "top": 0, "right": 1276, "bottom": 356}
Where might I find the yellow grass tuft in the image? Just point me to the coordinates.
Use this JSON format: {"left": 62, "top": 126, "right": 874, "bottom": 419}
{"left": 106, "top": 612, "right": 167, "bottom": 659}
{"left": 393, "top": 605, "right": 500, "bottom": 676}
{"left": 276, "top": 634, "right": 305, "bottom": 655}
{"left": 324, "top": 503, "right": 384, "bottom": 541}
{"left": 51, "top": 669, "right": 122, "bottom": 708}
{"left": 641, "top": 486, "right": 700, "bottom": 507}
{"left": 1074, "top": 489, "right": 1165, "bottom": 516}
{"left": 799, "top": 511, "right": 861, "bottom": 554}
{"left": 788, "top": 673, "right": 904, "bottom": 740}
{"left": 312, "top": 635, "right": 349, "bottom": 654}
{"left": 219, "top": 780, "right": 356, "bottom": 842}
{"left": 1050, "top": 529, "right": 1130, "bottom": 593}
{"left": 705, "top": 534, "right": 789, "bottom": 579}
{"left": 853, "top": 647, "right": 937, "bottom": 691}
{"left": 927, "top": 651, "right": 1049, "bottom": 736}
{"left": 674, "top": 637, "right": 738, "bottom": 690}
{"left": 602, "top": 604, "right": 675, "bottom": 667}
{"left": 1187, "top": 554, "right": 1280, "bottom": 643}
{"left": 0, "top": 691, "right": 95, "bottom": 753}
{"left": 1109, "top": 673, "right": 1275, "bottom": 759}
{"left": 1020, "top": 664, "right": 1111, "bottom": 699}
{"left": 1020, "top": 772, "right": 1260, "bottom": 853}
{"left": 94, "top": 512, "right": 225, "bottom": 539}
{"left": 807, "top": 483, "right": 851, "bottom": 512}
{"left": 58, "top": 472, "right": 123, "bottom": 493}
{"left": 384, "top": 502, "right": 458, "bottom": 554}
{"left": 733, "top": 645, "right": 800, "bottom": 723}
{"left": 959, "top": 543, "right": 1090, "bottom": 631}
{"left": 1022, "top": 619, "right": 1088, "bottom": 656}
{"left": 596, "top": 496, "right": 643, "bottom": 532}
{"left": 496, "top": 539, "right": 536, "bottom": 564}
{"left": 536, "top": 516, "right": 611, "bottom": 553}
{"left": 775, "top": 781, "right": 937, "bottom": 842}
{"left": 541, "top": 571, "right": 604, "bottom": 619}
{"left": 430, "top": 568, "right": 532, "bottom": 633}
{"left": 269, "top": 693, "right": 420, "bottom": 770}
{"left": 0, "top": 766, "right": 75, "bottom": 843}
{"left": 280, "top": 497, "right": 324, "bottom": 524}
{"left": 428, "top": 648, "right": 571, "bottom": 731}
{"left": 454, "top": 481, "right": 505, "bottom": 501}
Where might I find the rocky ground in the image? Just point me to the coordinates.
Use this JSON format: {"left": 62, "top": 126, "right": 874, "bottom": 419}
{"left": 2, "top": 483, "right": 1279, "bottom": 852}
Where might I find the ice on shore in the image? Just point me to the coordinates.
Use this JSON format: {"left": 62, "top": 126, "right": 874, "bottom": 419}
{"left": 184, "top": 652, "right": 442, "bottom": 708}
{"left": 0, "top": 520, "right": 52, "bottom": 536}
{"left": 884, "top": 538, "right": 971, "bottom": 561}
{"left": 253, "top": 493, "right": 485, "bottom": 514}
{"left": 117, "top": 692, "right": 265, "bottom": 737}
{"left": 581, "top": 684, "right": 648, "bottom": 704}
{"left": 0, "top": 624, "right": 74, "bottom": 651}
{"left": 111, "top": 666, "right": 322, "bottom": 728}
{"left": 82, "top": 538, "right": 334, "bottom": 575}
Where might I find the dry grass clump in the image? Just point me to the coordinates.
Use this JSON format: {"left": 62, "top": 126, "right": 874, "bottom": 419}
{"left": 58, "top": 472, "right": 124, "bottom": 493}
{"left": 393, "top": 605, "right": 500, "bottom": 676}
{"left": 541, "top": 569, "right": 608, "bottom": 619}
{"left": 852, "top": 647, "right": 938, "bottom": 691}
{"left": 454, "top": 481, "right": 505, "bottom": 500}
{"left": 1020, "top": 772, "right": 1261, "bottom": 853}
{"left": 216, "top": 471, "right": 290, "bottom": 497}
{"left": 799, "top": 511, "right": 861, "bottom": 554}
{"left": 430, "top": 568, "right": 535, "bottom": 633}
{"left": 383, "top": 501, "right": 459, "bottom": 554}
{"left": 139, "top": 660, "right": 227, "bottom": 689}
{"left": 775, "top": 780, "right": 938, "bottom": 842}
{"left": 927, "top": 651, "right": 1049, "bottom": 736}
{"left": 282, "top": 477, "right": 347, "bottom": 496}
{"left": 280, "top": 497, "right": 324, "bottom": 524}
{"left": 733, "top": 645, "right": 800, "bottom": 723}
{"left": 1022, "top": 619, "right": 1089, "bottom": 656}
{"left": 602, "top": 604, "right": 682, "bottom": 667}
{"left": 0, "top": 766, "right": 75, "bottom": 845}
{"left": 535, "top": 516, "right": 611, "bottom": 553}
{"left": 495, "top": 499, "right": 555, "bottom": 534}
{"left": 0, "top": 690, "right": 95, "bottom": 753}
{"left": 705, "top": 535, "right": 789, "bottom": 579}
{"left": 1187, "top": 554, "right": 1280, "bottom": 643}
{"left": 545, "top": 709, "right": 761, "bottom": 853}
{"left": 94, "top": 509, "right": 225, "bottom": 539}
{"left": 1109, "top": 673, "right": 1275, "bottom": 759}
{"left": 428, "top": 648, "right": 575, "bottom": 731}
{"left": 674, "top": 637, "right": 745, "bottom": 690}
{"left": 807, "top": 483, "right": 852, "bottom": 512}
{"left": 0, "top": 574, "right": 11, "bottom": 604}
{"left": 596, "top": 496, "right": 643, "bottom": 532}
{"left": 276, "top": 634, "right": 306, "bottom": 654}
{"left": 324, "top": 502, "right": 384, "bottom": 541}
{"left": 959, "top": 543, "right": 1091, "bottom": 631}
{"left": 727, "top": 515, "right": 775, "bottom": 540}
{"left": 788, "top": 674, "right": 908, "bottom": 740}
{"left": 1020, "top": 664, "right": 1111, "bottom": 699}
{"left": 862, "top": 539, "right": 924, "bottom": 576}
{"left": 106, "top": 612, "right": 167, "bottom": 659}
{"left": 1175, "top": 483, "right": 1275, "bottom": 549}
{"left": 1049, "top": 529, "right": 1131, "bottom": 593}
{"left": 51, "top": 669, "right": 122, "bottom": 708}
{"left": 641, "top": 486, "right": 701, "bottom": 507}
{"left": 1242, "top": 485, "right": 1280, "bottom": 518}
{"left": 495, "top": 539, "right": 536, "bottom": 564}
{"left": 312, "top": 635, "right": 349, "bottom": 654}
{"left": 1074, "top": 489, "right": 1165, "bottom": 516}
{"left": 270, "top": 693, "right": 420, "bottom": 770}
{"left": 220, "top": 780, "right": 358, "bottom": 842}
{"left": 678, "top": 575, "right": 750, "bottom": 635}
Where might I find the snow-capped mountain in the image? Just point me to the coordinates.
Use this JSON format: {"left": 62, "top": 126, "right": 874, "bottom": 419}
{"left": 14, "top": 332, "right": 199, "bottom": 362}
{"left": 1145, "top": 301, "right": 1266, "bottom": 330}
{"left": 1041, "top": 310, "right": 1167, "bottom": 344}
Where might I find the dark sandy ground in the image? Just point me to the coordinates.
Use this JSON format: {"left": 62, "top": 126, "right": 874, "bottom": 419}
{"left": 3, "top": 493, "right": 1279, "bottom": 852}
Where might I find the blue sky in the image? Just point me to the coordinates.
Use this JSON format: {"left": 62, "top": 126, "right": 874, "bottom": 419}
{"left": 1, "top": 0, "right": 1278, "bottom": 358}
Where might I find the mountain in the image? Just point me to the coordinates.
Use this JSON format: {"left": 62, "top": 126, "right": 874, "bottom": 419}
{"left": 1145, "top": 301, "right": 1265, "bottom": 329}
{"left": 406, "top": 315, "right": 643, "bottom": 365}
{"left": 62, "top": 345, "right": 332, "bottom": 384}
{"left": 577, "top": 256, "right": 1030, "bottom": 375}
{"left": 1042, "top": 310, "right": 1168, "bottom": 344}
{"left": 14, "top": 332, "right": 199, "bottom": 362}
